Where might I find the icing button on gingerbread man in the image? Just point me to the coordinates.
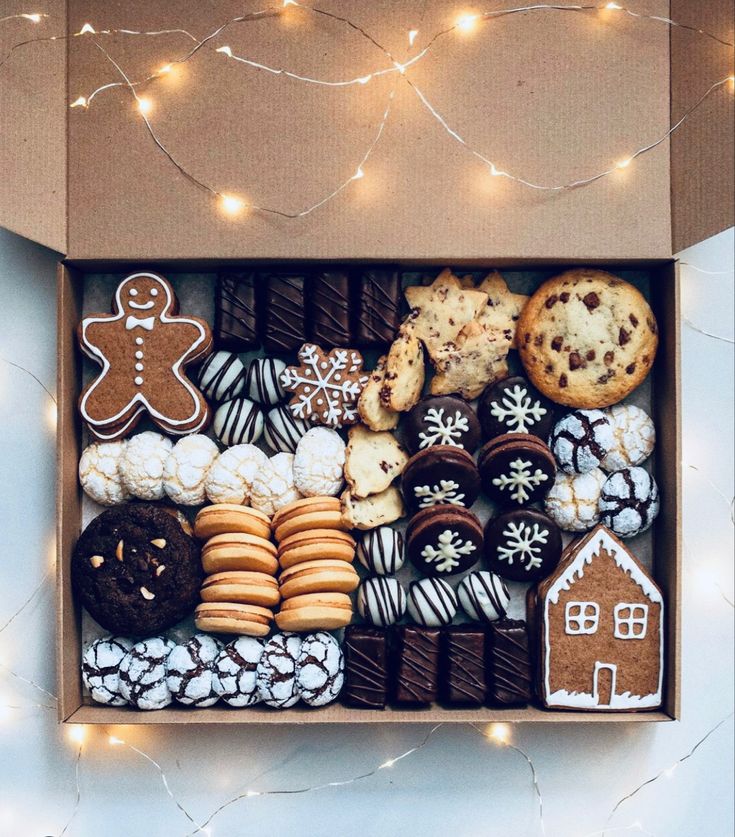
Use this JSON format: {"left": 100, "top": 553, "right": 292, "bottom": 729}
{"left": 78, "top": 272, "right": 213, "bottom": 440}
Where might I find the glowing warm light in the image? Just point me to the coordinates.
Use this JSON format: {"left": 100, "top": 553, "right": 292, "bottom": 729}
{"left": 78, "top": 23, "right": 96, "bottom": 35}
{"left": 22, "top": 13, "right": 44, "bottom": 23}
{"left": 216, "top": 45, "right": 233, "bottom": 57}
{"left": 408, "top": 29, "right": 418, "bottom": 46}
{"left": 487, "top": 722, "right": 511, "bottom": 744}
{"left": 605, "top": 2, "right": 623, "bottom": 9}
{"left": 380, "top": 758, "right": 397, "bottom": 769}
{"left": 664, "top": 765, "right": 677, "bottom": 779}
{"left": 158, "top": 64, "right": 173, "bottom": 75}
{"left": 245, "top": 790, "right": 260, "bottom": 798}
{"left": 393, "top": 61, "right": 406, "bottom": 75}
{"left": 616, "top": 157, "right": 632, "bottom": 169}
{"left": 283, "top": 0, "right": 299, "bottom": 6}
{"left": 137, "top": 97, "right": 153, "bottom": 116}
{"left": 67, "top": 725, "right": 86, "bottom": 745}
{"left": 219, "top": 194, "right": 246, "bottom": 216}
{"left": 70, "top": 96, "right": 88, "bottom": 109}
{"left": 46, "top": 400, "right": 57, "bottom": 431}
{"left": 109, "top": 735, "right": 124, "bottom": 746}
{"left": 357, "top": 75, "right": 372, "bottom": 84}
{"left": 456, "top": 13, "right": 479, "bottom": 33}
{"left": 352, "top": 167, "right": 365, "bottom": 180}
{"left": 489, "top": 163, "right": 502, "bottom": 176}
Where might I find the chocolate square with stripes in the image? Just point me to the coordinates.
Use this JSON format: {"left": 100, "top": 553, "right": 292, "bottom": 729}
{"left": 216, "top": 273, "right": 259, "bottom": 350}
{"left": 262, "top": 274, "right": 307, "bottom": 352}
{"left": 309, "top": 271, "right": 352, "bottom": 346}
{"left": 487, "top": 619, "right": 532, "bottom": 706}
{"left": 392, "top": 625, "right": 440, "bottom": 706}
{"left": 354, "top": 270, "right": 402, "bottom": 348}
{"left": 441, "top": 626, "right": 486, "bottom": 706}
{"left": 342, "top": 626, "right": 388, "bottom": 709}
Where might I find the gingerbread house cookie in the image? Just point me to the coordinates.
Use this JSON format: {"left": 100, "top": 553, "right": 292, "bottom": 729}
{"left": 532, "top": 524, "right": 663, "bottom": 711}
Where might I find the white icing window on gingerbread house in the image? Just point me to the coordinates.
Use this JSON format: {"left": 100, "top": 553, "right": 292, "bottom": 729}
{"left": 565, "top": 601, "right": 599, "bottom": 635}
{"left": 614, "top": 603, "right": 649, "bottom": 639}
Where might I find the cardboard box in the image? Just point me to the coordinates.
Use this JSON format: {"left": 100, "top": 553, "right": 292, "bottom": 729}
{"left": 1, "top": 1, "right": 732, "bottom": 723}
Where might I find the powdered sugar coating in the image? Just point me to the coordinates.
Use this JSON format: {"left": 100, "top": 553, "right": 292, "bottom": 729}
{"left": 296, "top": 632, "right": 344, "bottom": 707}
{"left": 204, "top": 444, "right": 268, "bottom": 505}
{"left": 545, "top": 469, "right": 607, "bottom": 532}
{"left": 79, "top": 440, "right": 131, "bottom": 506}
{"left": 82, "top": 636, "right": 133, "bottom": 705}
{"left": 119, "top": 431, "right": 173, "bottom": 500}
{"left": 256, "top": 633, "right": 303, "bottom": 708}
{"left": 118, "top": 637, "right": 175, "bottom": 710}
{"left": 163, "top": 434, "right": 219, "bottom": 506}
{"left": 293, "top": 427, "right": 346, "bottom": 497}
{"left": 250, "top": 453, "right": 302, "bottom": 515}
{"left": 212, "top": 636, "right": 265, "bottom": 707}
{"left": 166, "top": 634, "right": 223, "bottom": 707}
{"left": 599, "top": 466, "right": 660, "bottom": 538}
{"left": 601, "top": 404, "right": 656, "bottom": 471}
{"left": 549, "top": 409, "right": 614, "bottom": 474}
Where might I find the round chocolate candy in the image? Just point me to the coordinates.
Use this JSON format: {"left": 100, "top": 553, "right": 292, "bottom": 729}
{"left": 213, "top": 398, "right": 264, "bottom": 446}
{"left": 356, "top": 527, "right": 404, "bottom": 575}
{"left": 403, "top": 395, "right": 481, "bottom": 455}
{"left": 457, "top": 571, "right": 510, "bottom": 623}
{"left": 477, "top": 433, "right": 556, "bottom": 507}
{"left": 401, "top": 446, "right": 481, "bottom": 516}
{"left": 407, "top": 577, "right": 458, "bottom": 627}
{"left": 407, "top": 505, "right": 483, "bottom": 578}
{"left": 478, "top": 376, "right": 555, "bottom": 441}
{"left": 196, "top": 350, "right": 247, "bottom": 403}
{"left": 262, "top": 404, "right": 310, "bottom": 453}
{"left": 484, "top": 508, "right": 562, "bottom": 582}
{"left": 357, "top": 577, "right": 407, "bottom": 627}
{"left": 246, "top": 358, "right": 288, "bottom": 407}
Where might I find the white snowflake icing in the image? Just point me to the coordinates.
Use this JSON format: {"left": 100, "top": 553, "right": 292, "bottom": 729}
{"left": 491, "top": 457, "right": 549, "bottom": 503}
{"left": 280, "top": 344, "right": 368, "bottom": 428}
{"left": 489, "top": 384, "right": 547, "bottom": 432}
{"left": 414, "top": 479, "right": 465, "bottom": 508}
{"left": 497, "top": 521, "right": 549, "bottom": 571}
{"left": 418, "top": 408, "right": 469, "bottom": 448}
{"left": 421, "top": 529, "right": 477, "bottom": 573}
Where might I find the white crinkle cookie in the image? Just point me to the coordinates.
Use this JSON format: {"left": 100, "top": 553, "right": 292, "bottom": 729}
{"left": 296, "top": 632, "right": 344, "bottom": 707}
{"left": 163, "top": 434, "right": 220, "bottom": 506}
{"left": 250, "top": 452, "right": 302, "bottom": 516}
{"left": 545, "top": 468, "right": 607, "bottom": 532}
{"left": 213, "top": 636, "right": 265, "bottom": 707}
{"left": 119, "top": 431, "right": 173, "bottom": 501}
{"left": 118, "top": 637, "right": 176, "bottom": 710}
{"left": 166, "top": 634, "right": 223, "bottom": 707}
{"left": 205, "top": 444, "right": 268, "bottom": 505}
{"left": 79, "top": 440, "right": 131, "bottom": 506}
{"left": 293, "top": 427, "right": 346, "bottom": 497}
{"left": 601, "top": 404, "right": 656, "bottom": 471}
{"left": 81, "top": 636, "right": 133, "bottom": 706}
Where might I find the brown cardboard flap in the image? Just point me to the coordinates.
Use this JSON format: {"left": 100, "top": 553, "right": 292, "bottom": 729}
{"left": 0, "top": 0, "right": 66, "bottom": 252}
{"left": 670, "top": 0, "right": 735, "bottom": 253}
{"left": 65, "top": 0, "right": 673, "bottom": 260}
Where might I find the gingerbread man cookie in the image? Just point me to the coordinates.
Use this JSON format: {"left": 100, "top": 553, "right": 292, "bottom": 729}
{"left": 78, "top": 273, "right": 213, "bottom": 440}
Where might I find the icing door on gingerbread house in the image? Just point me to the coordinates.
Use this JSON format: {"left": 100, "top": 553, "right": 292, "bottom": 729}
{"left": 539, "top": 525, "right": 664, "bottom": 711}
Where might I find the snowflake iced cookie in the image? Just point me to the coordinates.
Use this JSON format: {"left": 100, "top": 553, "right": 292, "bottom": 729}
{"left": 407, "top": 506, "right": 483, "bottom": 577}
{"left": 404, "top": 395, "right": 481, "bottom": 455}
{"left": 344, "top": 424, "right": 409, "bottom": 499}
{"left": 280, "top": 343, "right": 369, "bottom": 428}
{"left": 293, "top": 427, "right": 346, "bottom": 497}
{"left": 599, "top": 467, "right": 660, "bottom": 538}
{"left": 549, "top": 409, "right": 614, "bottom": 474}
{"left": 478, "top": 433, "right": 556, "bottom": 507}
{"left": 81, "top": 636, "right": 133, "bottom": 706}
{"left": 401, "top": 446, "right": 481, "bottom": 516}
{"left": 545, "top": 468, "right": 606, "bottom": 532}
{"left": 296, "top": 631, "right": 344, "bottom": 707}
{"left": 166, "top": 634, "right": 223, "bottom": 707}
{"left": 250, "top": 452, "right": 302, "bottom": 516}
{"left": 78, "top": 272, "right": 212, "bottom": 440}
{"left": 357, "top": 577, "right": 407, "bottom": 626}
{"left": 204, "top": 443, "right": 268, "bottom": 505}
{"left": 118, "top": 637, "right": 176, "bottom": 710}
{"left": 119, "top": 431, "right": 173, "bottom": 501}
{"left": 478, "top": 376, "right": 555, "bottom": 441}
{"left": 163, "top": 434, "right": 219, "bottom": 506}
{"left": 601, "top": 404, "right": 656, "bottom": 471}
{"left": 79, "top": 440, "right": 131, "bottom": 506}
{"left": 484, "top": 509, "right": 562, "bottom": 582}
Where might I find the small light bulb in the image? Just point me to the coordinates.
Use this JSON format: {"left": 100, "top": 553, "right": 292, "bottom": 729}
{"left": 219, "top": 194, "right": 246, "bottom": 216}
{"left": 664, "top": 765, "right": 677, "bottom": 779}
{"left": 380, "top": 758, "right": 396, "bottom": 769}
{"left": 22, "top": 13, "right": 44, "bottom": 23}
{"left": 245, "top": 790, "right": 260, "bottom": 798}
{"left": 158, "top": 64, "right": 173, "bottom": 75}
{"left": 408, "top": 29, "right": 418, "bottom": 46}
{"left": 617, "top": 157, "right": 632, "bottom": 169}
{"left": 393, "top": 61, "right": 406, "bottom": 75}
{"left": 352, "top": 167, "right": 365, "bottom": 180}
{"left": 489, "top": 163, "right": 500, "bottom": 176}
{"left": 283, "top": 0, "right": 299, "bottom": 6}
{"left": 456, "top": 13, "right": 479, "bottom": 33}
{"left": 357, "top": 75, "right": 372, "bottom": 84}
{"left": 67, "top": 725, "right": 86, "bottom": 744}
{"left": 487, "top": 722, "right": 511, "bottom": 744}
{"left": 216, "top": 46, "right": 233, "bottom": 57}
{"left": 605, "top": 2, "right": 623, "bottom": 9}
{"left": 70, "top": 96, "right": 88, "bottom": 109}
{"left": 108, "top": 735, "right": 123, "bottom": 746}
{"left": 46, "top": 400, "right": 57, "bottom": 431}
{"left": 137, "top": 97, "right": 153, "bottom": 116}
{"left": 78, "top": 23, "right": 96, "bottom": 35}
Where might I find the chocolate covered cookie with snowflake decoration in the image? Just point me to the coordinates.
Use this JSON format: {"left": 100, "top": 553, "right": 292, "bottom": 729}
{"left": 478, "top": 433, "right": 556, "bottom": 507}
{"left": 478, "top": 376, "right": 555, "bottom": 441}
{"left": 484, "top": 509, "right": 561, "bottom": 582}
{"left": 401, "top": 446, "right": 481, "bottom": 515}
{"left": 404, "top": 395, "right": 481, "bottom": 454}
{"left": 407, "top": 505, "right": 483, "bottom": 577}
{"left": 280, "top": 343, "right": 369, "bottom": 428}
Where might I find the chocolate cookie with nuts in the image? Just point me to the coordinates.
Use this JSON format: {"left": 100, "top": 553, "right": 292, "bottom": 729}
{"left": 71, "top": 504, "right": 203, "bottom": 635}
{"left": 517, "top": 269, "right": 658, "bottom": 408}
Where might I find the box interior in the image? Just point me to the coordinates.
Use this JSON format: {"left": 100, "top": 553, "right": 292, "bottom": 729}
{"left": 57, "top": 260, "right": 680, "bottom": 725}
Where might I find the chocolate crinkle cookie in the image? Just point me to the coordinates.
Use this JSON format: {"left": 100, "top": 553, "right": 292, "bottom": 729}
{"left": 599, "top": 466, "right": 660, "bottom": 538}
{"left": 166, "top": 634, "right": 224, "bottom": 707}
{"left": 81, "top": 636, "right": 133, "bottom": 706}
{"left": 296, "top": 632, "right": 344, "bottom": 707}
{"left": 71, "top": 504, "right": 203, "bottom": 636}
{"left": 256, "top": 633, "right": 303, "bottom": 708}
{"left": 549, "top": 409, "right": 614, "bottom": 474}
{"left": 118, "top": 636, "right": 176, "bottom": 710}
{"left": 213, "top": 636, "right": 266, "bottom": 707}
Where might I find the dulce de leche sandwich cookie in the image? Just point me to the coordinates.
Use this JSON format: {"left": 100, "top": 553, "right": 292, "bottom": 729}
{"left": 401, "top": 446, "right": 481, "bottom": 515}
{"left": 195, "top": 601, "right": 273, "bottom": 637}
{"left": 277, "top": 528, "right": 356, "bottom": 570}
{"left": 201, "top": 533, "right": 279, "bottom": 576}
{"left": 194, "top": 504, "right": 271, "bottom": 541}
{"left": 200, "top": 571, "right": 280, "bottom": 607}
{"left": 278, "top": 559, "right": 360, "bottom": 599}
{"left": 406, "top": 505, "right": 483, "bottom": 578}
{"left": 477, "top": 433, "right": 556, "bottom": 507}
{"left": 275, "top": 592, "right": 353, "bottom": 632}
{"left": 271, "top": 496, "right": 346, "bottom": 543}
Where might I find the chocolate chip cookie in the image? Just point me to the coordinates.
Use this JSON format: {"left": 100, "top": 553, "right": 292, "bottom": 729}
{"left": 517, "top": 269, "right": 658, "bottom": 408}
{"left": 72, "top": 504, "right": 203, "bottom": 635}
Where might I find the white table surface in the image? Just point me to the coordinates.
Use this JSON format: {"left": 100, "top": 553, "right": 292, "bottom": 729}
{"left": 0, "top": 228, "right": 732, "bottom": 837}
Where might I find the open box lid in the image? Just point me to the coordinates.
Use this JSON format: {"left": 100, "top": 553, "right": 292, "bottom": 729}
{"left": 1, "top": 0, "right": 732, "bottom": 260}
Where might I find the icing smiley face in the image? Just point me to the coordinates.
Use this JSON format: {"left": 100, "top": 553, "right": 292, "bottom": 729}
{"left": 115, "top": 274, "right": 173, "bottom": 319}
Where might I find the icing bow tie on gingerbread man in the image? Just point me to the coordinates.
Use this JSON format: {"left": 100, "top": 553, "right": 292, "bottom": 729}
{"left": 78, "top": 272, "right": 213, "bottom": 441}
